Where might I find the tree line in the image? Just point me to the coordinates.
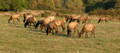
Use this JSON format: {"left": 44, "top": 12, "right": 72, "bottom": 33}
{"left": 0, "top": 0, "right": 120, "bottom": 15}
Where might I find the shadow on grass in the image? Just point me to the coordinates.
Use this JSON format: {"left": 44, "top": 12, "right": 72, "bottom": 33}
{"left": 57, "top": 33, "right": 68, "bottom": 37}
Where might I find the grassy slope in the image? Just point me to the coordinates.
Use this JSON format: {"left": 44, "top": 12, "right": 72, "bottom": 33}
{"left": 0, "top": 16, "right": 120, "bottom": 53}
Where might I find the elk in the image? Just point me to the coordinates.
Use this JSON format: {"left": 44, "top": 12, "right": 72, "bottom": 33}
{"left": 53, "top": 20, "right": 66, "bottom": 33}
{"left": 46, "top": 22, "right": 59, "bottom": 35}
{"left": 78, "top": 16, "right": 91, "bottom": 24}
{"left": 65, "top": 15, "right": 90, "bottom": 24}
{"left": 35, "top": 18, "right": 45, "bottom": 29}
{"left": 78, "top": 24, "right": 95, "bottom": 38}
{"left": 8, "top": 14, "right": 20, "bottom": 23}
{"left": 98, "top": 17, "right": 108, "bottom": 23}
{"left": 67, "top": 22, "right": 78, "bottom": 36}
{"left": 42, "top": 16, "right": 55, "bottom": 30}
{"left": 23, "top": 14, "right": 33, "bottom": 23}
{"left": 24, "top": 17, "right": 36, "bottom": 28}
{"left": 65, "top": 15, "right": 80, "bottom": 23}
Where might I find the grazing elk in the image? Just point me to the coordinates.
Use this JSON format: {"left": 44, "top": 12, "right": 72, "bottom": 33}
{"left": 24, "top": 17, "right": 36, "bottom": 28}
{"left": 42, "top": 16, "right": 55, "bottom": 30}
{"left": 53, "top": 20, "right": 66, "bottom": 33}
{"left": 98, "top": 17, "right": 108, "bottom": 23}
{"left": 69, "top": 15, "right": 80, "bottom": 23}
{"left": 67, "top": 22, "right": 78, "bottom": 36}
{"left": 65, "top": 15, "right": 90, "bottom": 24}
{"left": 8, "top": 14, "right": 20, "bottom": 23}
{"left": 78, "top": 16, "right": 91, "bottom": 24}
{"left": 78, "top": 24, "right": 95, "bottom": 38}
{"left": 23, "top": 14, "right": 33, "bottom": 23}
{"left": 35, "top": 18, "right": 45, "bottom": 29}
{"left": 46, "top": 22, "right": 59, "bottom": 35}
{"left": 65, "top": 15, "right": 80, "bottom": 23}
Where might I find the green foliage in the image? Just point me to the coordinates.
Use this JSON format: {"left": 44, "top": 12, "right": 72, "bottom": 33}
{"left": 0, "top": 0, "right": 120, "bottom": 18}
{"left": 0, "top": 0, "right": 10, "bottom": 11}
{"left": 83, "top": 0, "right": 116, "bottom": 12}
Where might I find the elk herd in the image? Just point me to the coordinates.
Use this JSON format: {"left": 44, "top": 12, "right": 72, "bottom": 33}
{"left": 8, "top": 13, "right": 108, "bottom": 38}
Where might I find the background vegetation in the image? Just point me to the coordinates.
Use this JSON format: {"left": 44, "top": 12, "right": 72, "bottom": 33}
{"left": 0, "top": 0, "right": 120, "bottom": 14}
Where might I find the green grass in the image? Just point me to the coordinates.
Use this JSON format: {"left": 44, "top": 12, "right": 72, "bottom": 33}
{"left": 0, "top": 16, "right": 120, "bottom": 53}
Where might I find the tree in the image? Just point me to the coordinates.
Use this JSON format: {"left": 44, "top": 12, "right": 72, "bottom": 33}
{"left": 0, "top": 0, "right": 10, "bottom": 11}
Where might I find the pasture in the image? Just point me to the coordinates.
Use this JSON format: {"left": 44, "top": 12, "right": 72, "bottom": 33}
{"left": 0, "top": 16, "right": 120, "bottom": 53}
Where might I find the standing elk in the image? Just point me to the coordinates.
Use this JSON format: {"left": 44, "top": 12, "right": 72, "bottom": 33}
{"left": 35, "top": 18, "right": 45, "bottom": 29}
{"left": 67, "top": 22, "right": 78, "bottom": 36}
{"left": 24, "top": 17, "right": 36, "bottom": 28}
{"left": 98, "top": 17, "right": 108, "bottom": 23}
{"left": 8, "top": 14, "right": 20, "bottom": 23}
{"left": 78, "top": 24, "right": 95, "bottom": 38}
{"left": 46, "top": 22, "right": 59, "bottom": 35}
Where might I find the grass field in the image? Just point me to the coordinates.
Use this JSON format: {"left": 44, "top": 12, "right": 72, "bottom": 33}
{"left": 0, "top": 16, "right": 120, "bottom": 53}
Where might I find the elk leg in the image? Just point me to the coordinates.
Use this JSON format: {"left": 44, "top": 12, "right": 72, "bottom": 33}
{"left": 45, "top": 25, "right": 47, "bottom": 31}
{"left": 13, "top": 19, "right": 15, "bottom": 23}
{"left": 85, "top": 32, "right": 88, "bottom": 38}
{"left": 24, "top": 22, "right": 28, "bottom": 28}
{"left": 88, "top": 19, "right": 91, "bottom": 23}
{"left": 46, "top": 28, "right": 50, "bottom": 35}
{"left": 93, "top": 31, "right": 95, "bottom": 38}
{"left": 62, "top": 24, "right": 65, "bottom": 33}
{"left": 82, "top": 21, "right": 85, "bottom": 24}
{"left": 52, "top": 30, "right": 54, "bottom": 33}
{"left": 69, "top": 19, "right": 72, "bottom": 23}
{"left": 90, "top": 31, "right": 93, "bottom": 38}
{"left": 67, "top": 29, "right": 71, "bottom": 37}
{"left": 33, "top": 22, "right": 36, "bottom": 27}
{"left": 73, "top": 29, "right": 76, "bottom": 35}
{"left": 98, "top": 20, "right": 101, "bottom": 23}
{"left": 77, "top": 20, "right": 80, "bottom": 23}
{"left": 66, "top": 18, "right": 68, "bottom": 22}
{"left": 35, "top": 23, "right": 39, "bottom": 29}
{"left": 55, "top": 26, "right": 59, "bottom": 34}
{"left": 105, "top": 20, "right": 108, "bottom": 22}
{"left": 17, "top": 18, "right": 20, "bottom": 23}
{"left": 8, "top": 18, "right": 12, "bottom": 23}
{"left": 29, "top": 23, "right": 31, "bottom": 28}
{"left": 40, "top": 25, "right": 44, "bottom": 30}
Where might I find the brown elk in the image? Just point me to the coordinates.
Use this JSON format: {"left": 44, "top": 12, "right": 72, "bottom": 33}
{"left": 65, "top": 15, "right": 90, "bottom": 23}
{"left": 23, "top": 14, "right": 33, "bottom": 23}
{"left": 78, "top": 24, "right": 95, "bottom": 38}
{"left": 35, "top": 18, "right": 45, "bottom": 29}
{"left": 78, "top": 16, "right": 91, "bottom": 24}
{"left": 42, "top": 16, "right": 55, "bottom": 30}
{"left": 67, "top": 22, "right": 78, "bottom": 36}
{"left": 53, "top": 20, "right": 66, "bottom": 33}
{"left": 69, "top": 15, "right": 80, "bottom": 23}
{"left": 24, "top": 17, "right": 36, "bottom": 28}
{"left": 46, "top": 22, "right": 59, "bottom": 35}
{"left": 65, "top": 15, "right": 80, "bottom": 23}
{"left": 8, "top": 14, "right": 20, "bottom": 23}
{"left": 98, "top": 17, "right": 108, "bottom": 23}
